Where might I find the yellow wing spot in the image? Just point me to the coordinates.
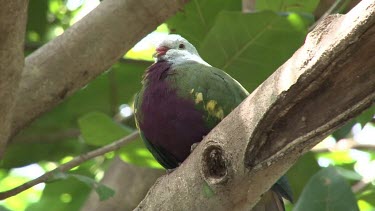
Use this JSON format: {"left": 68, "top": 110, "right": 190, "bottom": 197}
{"left": 215, "top": 108, "right": 224, "bottom": 120}
{"left": 206, "top": 100, "right": 217, "bottom": 112}
{"left": 195, "top": 92, "right": 203, "bottom": 104}
{"left": 205, "top": 100, "right": 225, "bottom": 120}
{"left": 190, "top": 88, "right": 195, "bottom": 94}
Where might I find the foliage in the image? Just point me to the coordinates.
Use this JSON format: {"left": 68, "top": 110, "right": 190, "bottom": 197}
{"left": 1, "top": 0, "right": 374, "bottom": 210}
{"left": 294, "top": 166, "right": 359, "bottom": 211}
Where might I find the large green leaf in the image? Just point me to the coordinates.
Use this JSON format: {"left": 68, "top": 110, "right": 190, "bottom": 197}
{"left": 200, "top": 11, "right": 308, "bottom": 92}
{"left": 167, "top": 0, "right": 241, "bottom": 47}
{"left": 256, "top": 0, "right": 320, "bottom": 13}
{"left": 294, "top": 166, "right": 359, "bottom": 211}
{"left": 286, "top": 152, "right": 320, "bottom": 201}
{"left": 78, "top": 112, "right": 129, "bottom": 146}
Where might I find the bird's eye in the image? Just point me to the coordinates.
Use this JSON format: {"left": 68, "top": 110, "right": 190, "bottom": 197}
{"left": 178, "top": 43, "right": 185, "bottom": 49}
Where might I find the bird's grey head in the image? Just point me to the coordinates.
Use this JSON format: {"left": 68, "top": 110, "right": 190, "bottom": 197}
{"left": 154, "top": 34, "right": 209, "bottom": 66}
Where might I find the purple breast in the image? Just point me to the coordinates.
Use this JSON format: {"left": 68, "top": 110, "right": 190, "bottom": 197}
{"left": 139, "top": 61, "right": 209, "bottom": 163}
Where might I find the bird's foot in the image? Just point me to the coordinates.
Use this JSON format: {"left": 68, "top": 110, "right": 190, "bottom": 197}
{"left": 166, "top": 163, "right": 181, "bottom": 174}
{"left": 166, "top": 168, "right": 176, "bottom": 174}
{"left": 190, "top": 142, "right": 200, "bottom": 152}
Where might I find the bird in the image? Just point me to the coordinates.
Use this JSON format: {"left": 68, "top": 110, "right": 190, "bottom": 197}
{"left": 134, "top": 34, "right": 293, "bottom": 211}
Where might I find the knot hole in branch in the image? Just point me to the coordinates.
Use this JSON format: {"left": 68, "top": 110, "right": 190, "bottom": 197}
{"left": 201, "top": 145, "right": 230, "bottom": 184}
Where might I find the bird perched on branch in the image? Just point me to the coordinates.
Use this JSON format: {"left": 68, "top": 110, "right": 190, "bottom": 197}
{"left": 134, "top": 34, "right": 292, "bottom": 211}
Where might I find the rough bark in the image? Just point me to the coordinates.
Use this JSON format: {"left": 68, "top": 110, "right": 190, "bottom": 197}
{"left": 10, "top": 0, "right": 188, "bottom": 138}
{"left": 135, "top": 1, "right": 375, "bottom": 210}
{"left": 0, "top": 0, "right": 28, "bottom": 157}
{"left": 81, "top": 157, "right": 164, "bottom": 211}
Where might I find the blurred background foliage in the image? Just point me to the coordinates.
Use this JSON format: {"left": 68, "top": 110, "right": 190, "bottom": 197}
{"left": 1, "top": 0, "right": 374, "bottom": 210}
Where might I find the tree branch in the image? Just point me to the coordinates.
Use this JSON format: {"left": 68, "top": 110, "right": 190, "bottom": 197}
{"left": 9, "top": 0, "right": 188, "bottom": 139}
{"left": 242, "top": 0, "right": 256, "bottom": 13}
{"left": 0, "top": 0, "right": 28, "bottom": 158}
{"left": 0, "top": 131, "right": 139, "bottom": 200}
{"left": 135, "top": 1, "right": 375, "bottom": 210}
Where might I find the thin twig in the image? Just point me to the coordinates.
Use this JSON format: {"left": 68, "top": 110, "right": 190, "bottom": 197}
{"left": 352, "top": 179, "right": 371, "bottom": 193}
{"left": 242, "top": 0, "right": 256, "bottom": 13}
{"left": 0, "top": 131, "right": 139, "bottom": 200}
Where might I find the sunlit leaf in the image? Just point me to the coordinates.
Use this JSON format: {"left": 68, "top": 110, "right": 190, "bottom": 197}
{"left": 335, "top": 166, "right": 362, "bottom": 181}
{"left": 317, "top": 151, "right": 356, "bottom": 165}
{"left": 118, "top": 139, "right": 162, "bottom": 169}
{"left": 294, "top": 166, "right": 359, "bottom": 211}
{"left": 358, "top": 189, "right": 375, "bottom": 207}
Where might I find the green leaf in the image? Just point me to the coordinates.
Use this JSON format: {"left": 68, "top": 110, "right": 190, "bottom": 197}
{"left": 45, "top": 171, "right": 115, "bottom": 201}
{"left": 255, "top": 0, "right": 320, "bottom": 13}
{"left": 356, "top": 105, "right": 375, "bottom": 127}
{"left": 78, "top": 112, "right": 129, "bottom": 146}
{"left": 69, "top": 174, "right": 115, "bottom": 201}
{"left": 200, "top": 11, "right": 308, "bottom": 92}
{"left": 167, "top": 0, "right": 241, "bottom": 47}
{"left": 202, "top": 181, "right": 215, "bottom": 198}
{"left": 1, "top": 138, "right": 83, "bottom": 169}
{"left": 358, "top": 189, "right": 375, "bottom": 207}
{"left": 26, "top": 168, "right": 92, "bottom": 211}
{"left": 77, "top": 111, "right": 162, "bottom": 168}
{"left": 332, "top": 120, "right": 355, "bottom": 140}
{"left": 0, "top": 206, "right": 12, "bottom": 211}
{"left": 118, "top": 139, "right": 163, "bottom": 169}
{"left": 294, "top": 166, "right": 359, "bottom": 211}
{"left": 335, "top": 166, "right": 362, "bottom": 181}
{"left": 27, "top": 0, "right": 48, "bottom": 41}
{"left": 286, "top": 152, "right": 320, "bottom": 201}
{"left": 2, "top": 61, "right": 148, "bottom": 168}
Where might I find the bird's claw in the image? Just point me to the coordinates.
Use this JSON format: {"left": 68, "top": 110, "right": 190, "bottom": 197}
{"left": 190, "top": 142, "right": 200, "bottom": 152}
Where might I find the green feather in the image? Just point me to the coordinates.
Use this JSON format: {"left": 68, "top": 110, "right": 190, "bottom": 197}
{"left": 165, "top": 61, "right": 248, "bottom": 129}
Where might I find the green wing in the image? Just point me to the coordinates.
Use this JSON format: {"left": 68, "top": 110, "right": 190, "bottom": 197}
{"left": 166, "top": 61, "right": 293, "bottom": 202}
{"left": 166, "top": 61, "right": 249, "bottom": 129}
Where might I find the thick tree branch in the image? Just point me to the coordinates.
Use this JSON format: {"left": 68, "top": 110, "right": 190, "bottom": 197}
{"left": 10, "top": 0, "right": 188, "bottom": 139}
{"left": 0, "top": 0, "right": 28, "bottom": 158}
{"left": 135, "top": 1, "right": 375, "bottom": 210}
